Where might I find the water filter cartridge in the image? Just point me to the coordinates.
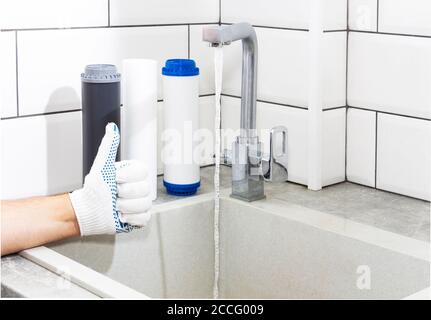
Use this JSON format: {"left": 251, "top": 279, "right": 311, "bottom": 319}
{"left": 81, "top": 64, "right": 121, "bottom": 181}
{"left": 162, "top": 59, "right": 200, "bottom": 196}
{"left": 122, "top": 59, "right": 158, "bottom": 200}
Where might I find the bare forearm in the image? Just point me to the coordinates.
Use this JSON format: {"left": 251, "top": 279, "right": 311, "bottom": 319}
{"left": 1, "top": 194, "right": 80, "bottom": 256}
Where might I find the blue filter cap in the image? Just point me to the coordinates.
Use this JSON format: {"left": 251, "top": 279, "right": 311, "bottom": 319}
{"left": 163, "top": 180, "right": 200, "bottom": 196}
{"left": 162, "top": 59, "right": 199, "bottom": 77}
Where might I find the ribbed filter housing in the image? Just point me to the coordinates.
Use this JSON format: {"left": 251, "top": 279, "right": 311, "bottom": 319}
{"left": 81, "top": 64, "right": 121, "bottom": 83}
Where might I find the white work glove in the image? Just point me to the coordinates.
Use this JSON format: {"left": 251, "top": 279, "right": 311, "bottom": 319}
{"left": 69, "top": 123, "right": 152, "bottom": 236}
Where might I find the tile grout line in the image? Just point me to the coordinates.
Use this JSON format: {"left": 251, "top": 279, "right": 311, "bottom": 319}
{"left": 346, "top": 180, "right": 430, "bottom": 203}
{"left": 349, "top": 105, "right": 431, "bottom": 121}
{"left": 1, "top": 108, "right": 82, "bottom": 120}
{"left": 345, "top": 107, "right": 348, "bottom": 180}
{"left": 344, "top": 0, "right": 350, "bottom": 182}
{"left": 374, "top": 112, "right": 378, "bottom": 188}
{"left": 349, "top": 29, "right": 431, "bottom": 39}
{"left": 221, "top": 22, "right": 309, "bottom": 32}
{"left": 0, "top": 25, "right": 363, "bottom": 35}
{"left": 376, "top": 0, "right": 380, "bottom": 33}
{"left": 323, "top": 29, "right": 348, "bottom": 33}
{"left": 107, "top": 0, "right": 111, "bottom": 27}
{"left": 15, "top": 31, "right": 19, "bottom": 117}
{"left": 0, "top": 22, "right": 220, "bottom": 32}
{"left": 3, "top": 27, "right": 427, "bottom": 38}
{"left": 219, "top": 0, "right": 221, "bottom": 24}
{"left": 222, "top": 93, "right": 349, "bottom": 111}
{"left": 322, "top": 106, "right": 347, "bottom": 111}
{"left": 1, "top": 94, "right": 217, "bottom": 121}
{"left": 187, "top": 25, "right": 190, "bottom": 59}
{"left": 221, "top": 93, "right": 307, "bottom": 110}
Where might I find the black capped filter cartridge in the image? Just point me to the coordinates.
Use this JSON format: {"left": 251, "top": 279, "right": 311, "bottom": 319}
{"left": 81, "top": 64, "right": 121, "bottom": 181}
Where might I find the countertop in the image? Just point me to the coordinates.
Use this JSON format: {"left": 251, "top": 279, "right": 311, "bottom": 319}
{"left": 2, "top": 165, "right": 429, "bottom": 298}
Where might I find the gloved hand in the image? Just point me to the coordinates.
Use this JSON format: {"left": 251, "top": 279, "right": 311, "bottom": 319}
{"left": 69, "top": 123, "right": 152, "bottom": 236}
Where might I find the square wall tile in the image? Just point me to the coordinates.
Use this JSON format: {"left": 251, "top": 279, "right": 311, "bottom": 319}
{"left": 0, "top": 31, "right": 17, "bottom": 118}
{"left": 222, "top": 28, "right": 346, "bottom": 109}
{"left": 324, "top": 0, "right": 348, "bottom": 30}
{"left": 110, "top": 0, "right": 219, "bottom": 26}
{"left": 347, "top": 108, "right": 376, "bottom": 187}
{"left": 349, "top": 0, "right": 378, "bottom": 31}
{"left": 189, "top": 24, "right": 217, "bottom": 95}
{"left": 1, "top": 111, "right": 82, "bottom": 200}
{"left": 220, "top": 96, "right": 241, "bottom": 151}
{"left": 222, "top": 0, "right": 309, "bottom": 29}
{"left": 377, "top": 114, "right": 431, "bottom": 201}
{"left": 157, "top": 96, "right": 215, "bottom": 174}
{"left": 197, "top": 96, "right": 216, "bottom": 166}
{"left": 221, "top": 0, "right": 347, "bottom": 30}
{"left": 322, "top": 108, "right": 346, "bottom": 186}
{"left": 18, "top": 26, "right": 188, "bottom": 115}
{"left": 322, "top": 32, "right": 347, "bottom": 108}
{"left": 380, "top": 0, "right": 431, "bottom": 36}
{"left": 0, "top": 0, "right": 108, "bottom": 29}
{"left": 348, "top": 32, "right": 431, "bottom": 119}
{"left": 255, "top": 29, "right": 309, "bottom": 106}
{"left": 257, "top": 101, "right": 309, "bottom": 185}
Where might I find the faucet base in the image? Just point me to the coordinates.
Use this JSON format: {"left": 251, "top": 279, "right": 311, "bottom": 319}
{"left": 230, "top": 138, "right": 265, "bottom": 202}
{"left": 231, "top": 176, "right": 266, "bottom": 202}
{"left": 230, "top": 192, "right": 266, "bottom": 202}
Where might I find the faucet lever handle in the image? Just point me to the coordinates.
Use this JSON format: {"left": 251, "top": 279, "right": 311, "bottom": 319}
{"left": 262, "top": 126, "right": 288, "bottom": 182}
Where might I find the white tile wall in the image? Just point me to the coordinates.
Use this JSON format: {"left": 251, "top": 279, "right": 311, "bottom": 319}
{"left": 322, "top": 108, "right": 346, "bottom": 186}
{"left": 0, "top": 0, "right": 108, "bottom": 29}
{"left": 221, "top": 96, "right": 345, "bottom": 186}
{"left": 1, "top": 111, "right": 82, "bottom": 200}
{"left": 348, "top": 32, "right": 431, "bottom": 119}
{"left": 189, "top": 24, "right": 216, "bottom": 95}
{"left": 347, "top": 1, "right": 431, "bottom": 199}
{"left": 17, "top": 26, "right": 188, "bottom": 115}
{"left": 0, "top": 31, "right": 17, "bottom": 118}
{"left": 221, "top": 0, "right": 347, "bottom": 30}
{"left": 222, "top": 28, "right": 346, "bottom": 108}
{"left": 349, "top": 0, "right": 378, "bottom": 31}
{"left": 376, "top": 114, "right": 430, "bottom": 201}
{"left": 322, "top": 32, "right": 348, "bottom": 109}
{"left": 380, "top": 0, "right": 431, "bottom": 36}
{"left": 346, "top": 108, "right": 376, "bottom": 187}
{"left": 110, "top": 0, "right": 219, "bottom": 26}
{"left": 325, "top": 0, "right": 348, "bottom": 30}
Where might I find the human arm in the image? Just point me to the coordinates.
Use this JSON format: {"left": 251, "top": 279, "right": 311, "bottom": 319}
{"left": 1, "top": 123, "right": 152, "bottom": 256}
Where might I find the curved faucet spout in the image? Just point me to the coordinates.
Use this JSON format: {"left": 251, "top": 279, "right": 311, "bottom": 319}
{"left": 203, "top": 23, "right": 258, "bottom": 140}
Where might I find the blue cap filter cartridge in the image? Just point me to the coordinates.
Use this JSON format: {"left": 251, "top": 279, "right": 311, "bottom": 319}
{"left": 162, "top": 59, "right": 201, "bottom": 196}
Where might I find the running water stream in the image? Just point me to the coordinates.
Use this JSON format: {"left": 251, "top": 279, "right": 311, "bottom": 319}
{"left": 213, "top": 46, "right": 223, "bottom": 299}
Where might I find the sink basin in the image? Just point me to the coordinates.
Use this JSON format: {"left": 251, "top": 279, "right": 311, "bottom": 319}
{"left": 24, "top": 191, "right": 429, "bottom": 299}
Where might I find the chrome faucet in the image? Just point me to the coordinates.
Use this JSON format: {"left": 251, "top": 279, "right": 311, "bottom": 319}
{"left": 203, "top": 23, "right": 288, "bottom": 202}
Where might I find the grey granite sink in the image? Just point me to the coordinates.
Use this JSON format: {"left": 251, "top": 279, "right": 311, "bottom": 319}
{"left": 1, "top": 166, "right": 429, "bottom": 298}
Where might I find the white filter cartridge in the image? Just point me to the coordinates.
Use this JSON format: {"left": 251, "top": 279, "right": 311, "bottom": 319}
{"left": 162, "top": 59, "right": 200, "bottom": 196}
{"left": 122, "top": 59, "right": 158, "bottom": 200}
